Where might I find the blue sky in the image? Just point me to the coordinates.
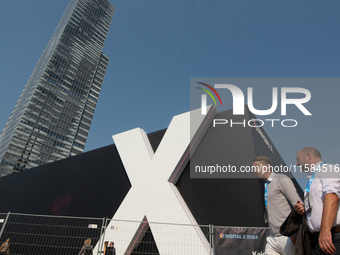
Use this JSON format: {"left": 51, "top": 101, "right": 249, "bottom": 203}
{"left": 1, "top": 0, "right": 340, "bottom": 188}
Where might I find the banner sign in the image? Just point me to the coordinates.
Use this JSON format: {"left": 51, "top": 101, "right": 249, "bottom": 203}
{"left": 214, "top": 226, "right": 270, "bottom": 255}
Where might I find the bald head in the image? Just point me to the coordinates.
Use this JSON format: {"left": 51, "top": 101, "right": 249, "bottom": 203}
{"left": 296, "top": 147, "right": 322, "bottom": 172}
{"left": 299, "top": 147, "right": 322, "bottom": 159}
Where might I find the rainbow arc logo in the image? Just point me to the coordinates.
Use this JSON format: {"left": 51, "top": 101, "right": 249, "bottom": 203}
{"left": 196, "top": 82, "right": 222, "bottom": 107}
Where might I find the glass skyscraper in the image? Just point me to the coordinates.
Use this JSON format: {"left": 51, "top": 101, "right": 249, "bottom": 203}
{"left": 0, "top": 0, "right": 115, "bottom": 176}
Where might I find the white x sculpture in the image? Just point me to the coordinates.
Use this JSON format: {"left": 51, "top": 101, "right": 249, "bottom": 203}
{"left": 95, "top": 106, "right": 216, "bottom": 255}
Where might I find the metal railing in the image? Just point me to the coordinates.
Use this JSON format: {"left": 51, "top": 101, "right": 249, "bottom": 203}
{"left": 0, "top": 212, "right": 214, "bottom": 255}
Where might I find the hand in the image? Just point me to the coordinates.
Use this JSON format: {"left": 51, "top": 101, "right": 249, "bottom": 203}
{"left": 294, "top": 200, "right": 305, "bottom": 215}
{"left": 319, "top": 229, "right": 336, "bottom": 254}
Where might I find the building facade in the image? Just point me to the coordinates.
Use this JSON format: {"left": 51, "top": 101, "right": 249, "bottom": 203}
{"left": 0, "top": 0, "right": 115, "bottom": 176}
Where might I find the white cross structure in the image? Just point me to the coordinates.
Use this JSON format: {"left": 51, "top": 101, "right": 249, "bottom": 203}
{"left": 94, "top": 106, "right": 216, "bottom": 255}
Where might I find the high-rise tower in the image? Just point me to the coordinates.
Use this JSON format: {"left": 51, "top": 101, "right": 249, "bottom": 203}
{"left": 0, "top": 0, "right": 115, "bottom": 176}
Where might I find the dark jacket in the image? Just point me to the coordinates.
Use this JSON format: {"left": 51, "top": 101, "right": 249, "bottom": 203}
{"left": 280, "top": 209, "right": 315, "bottom": 255}
{"left": 78, "top": 244, "right": 93, "bottom": 255}
{"left": 106, "top": 246, "right": 116, "bottom": 255}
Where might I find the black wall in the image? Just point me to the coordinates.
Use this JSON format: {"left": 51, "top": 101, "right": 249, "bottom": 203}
{"left": 0, "top": 109, "right": 302, "bottom": 229}
{"left": 176, "top": 108, "right": 303, "bottom": 227}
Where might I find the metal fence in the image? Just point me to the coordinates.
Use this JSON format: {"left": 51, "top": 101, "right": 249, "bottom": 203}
{"left": 0, "top": 213, "right": 213, "bottom": 255}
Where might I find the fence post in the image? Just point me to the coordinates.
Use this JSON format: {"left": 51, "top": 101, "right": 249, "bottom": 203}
{"left": 0, "top": 212, "right": 11, "bottom": 241}
{"left": 97, "top": 217, "right": 107, "bottom": 255}
{"left": 209, "top": 224, "right": 214, "bottom": 255}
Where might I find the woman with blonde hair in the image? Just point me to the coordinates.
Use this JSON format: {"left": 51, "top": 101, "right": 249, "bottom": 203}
{"left": 78, "top": 238, "right": 93, "bottom": 255}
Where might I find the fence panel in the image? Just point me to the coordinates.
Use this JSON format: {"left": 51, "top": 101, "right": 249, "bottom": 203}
{"left": 0, "top": 213, "right": 105, "bottom": 255}
{"left": 0, "top": 212, "right": 218, "bottom": 255}
{"left": 99, "top": 218, "right": 211, "bottom": 255}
